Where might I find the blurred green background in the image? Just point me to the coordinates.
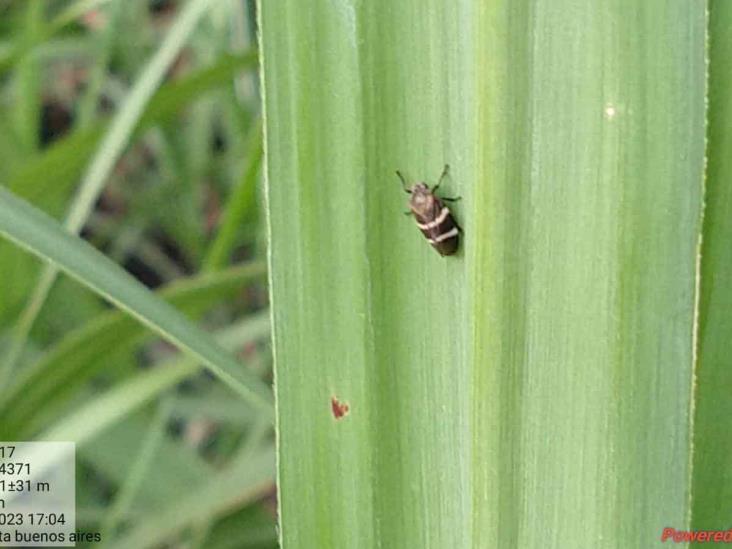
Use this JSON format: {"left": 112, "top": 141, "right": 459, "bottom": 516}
{"left": 0, "top": 1, "right": 276, "bottom": 547}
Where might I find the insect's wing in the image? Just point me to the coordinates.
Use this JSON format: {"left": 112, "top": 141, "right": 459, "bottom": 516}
{"left": 425, "top": 199, "right": 459, "bottom": 255}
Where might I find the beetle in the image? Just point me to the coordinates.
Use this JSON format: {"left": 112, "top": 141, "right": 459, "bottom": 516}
{"left": 396, "top": 164, "right": 461, "bottom": 256}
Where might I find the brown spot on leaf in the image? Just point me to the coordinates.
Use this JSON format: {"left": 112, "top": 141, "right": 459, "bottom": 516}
{"left": 331, "top": 396, "right": 350, "bottom": 420}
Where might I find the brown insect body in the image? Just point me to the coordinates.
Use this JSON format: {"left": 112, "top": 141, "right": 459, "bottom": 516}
{"left": 398, "top": 165, "right": 461, "bottom": 256}
{"left": 409, "top": 184, "right": 459, "bottom": 256}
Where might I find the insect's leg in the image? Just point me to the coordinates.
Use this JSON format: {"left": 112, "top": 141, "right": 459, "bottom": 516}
{"left": 442, "top": 196, "right": 462, "bottom": 202}
{"left": 432, "top": 163, "right": 450, "bottom": 193}
{"left": 395, "top": 170, "right": 411, "bottom": 194}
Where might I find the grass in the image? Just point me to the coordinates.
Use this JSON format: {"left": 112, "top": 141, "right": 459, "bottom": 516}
{"left": 0, "top": 185, "right": 274, "bottom": 417}
{"left": 691, "top": 0, "right": 732, "bottom": 535}
{"left": 260, "top": 0, "right": 707, "bottom": 547}
{"left": 0, "top": 1, "right": 727, "bottom": 548}
{"left": 0, "top": 1, "right": 276, "bottom": 547}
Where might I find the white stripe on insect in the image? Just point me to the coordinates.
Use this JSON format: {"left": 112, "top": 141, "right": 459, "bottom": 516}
{"left": 427, "top": 227, "right": 459, "bottom": 244}
{"left": 416, "top": 207, "right": 450, "bottom": 230}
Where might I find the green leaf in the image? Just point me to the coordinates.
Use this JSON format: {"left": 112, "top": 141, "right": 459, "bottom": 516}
{"left": 142, "top": 53, "right": 258, "bottom": 129}
{"left": 105, "top": 445, "right": 275, "bottom": 549}
{"left": 0, "top": 50, "right": 257, "bottom": 333}
{"left": 0, "top": 186, "right": 273, "bottom": 421}
{"left": 97, "top": 399, "right": 173, "bottom": 541}
{"left": 39, "top": 361, "right": 196, "bottom": 445}
{"left": 13, "top": 0, "right": 43, "bottom": 153}
{"left": 203, "top": 119, "right": 263, "bottom": 271}
{"left": 169, "top": 390, "right": 261, "bottom": 425}
{"left": 199, "top": 507, "right": 278, "bottom": 549}
{"left": 0, "top": 0, "right": 113, "bottom": 76}
{"left": 0, "top": 0, "right": 224, "bottom": 380}
{"left": 33, "top": 314, "right": 272, "bottom": 446}
{"left": 5, "top": 51, "right": 257, "bottom": 213}
{"left": 0, "top": 263, "right": 266, "bottom": 438}
{"left": 54, "top": 0, "right": 221, "bottom": 239}
{"left": 691, "top": 0, "right": 732, "bottom": 533}
{"left": 260, "top": 1, "right": 705, "bottom": 547}
{"left": 81, "top": 415, "right": 214, "bottom": 510}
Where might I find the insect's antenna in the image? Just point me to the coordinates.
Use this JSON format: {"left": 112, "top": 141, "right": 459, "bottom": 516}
{"left": 395, "top": 170, "right": 411, "bottom": 194}
{"left": 433, "top": 164, "right": 450, "bottom": 193}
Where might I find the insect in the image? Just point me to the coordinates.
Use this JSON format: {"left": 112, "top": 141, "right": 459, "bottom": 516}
{"left": 396, "top": 164, "right": 461, "bottom": 256}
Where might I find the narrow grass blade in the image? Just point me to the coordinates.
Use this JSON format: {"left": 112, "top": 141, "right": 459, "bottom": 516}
{"left": 0, "top": 51, "right": 257, "bottom": 329}
{"left": 76, "top": 0, "right": 124, "bottom": 128}
{"left": 62, "top": 0, "right": 217, "bottom": 234}
{"left": 691, "top": 0, "right": 732, "bottom": 531}
{"left": 0, "top": 186, "right": 273, "bottom": 420}
{"left": 28, "top": 314, "right": 269, "bottom": 443}
{"left": 0, "top": 263, "right": 266, "bottom": 436}
{"left": 105, "top": 445, "right": 275, "bottom": 549}
{"left": 98, "top": 399, "right": 173, "bottom": 546}
{"left": 39, "top": 361, "right": 196, "bottom": 445}
{"left": 5, "top": 52, "right": 257, "bottom": 210}
{"left": 203, "top": 119, "right": 263, "bottom": 271}
{"left": 13, "top": 0, "right": 43, "bottom": 153}
{"left": 0, "top": 0, "right": 113, "bottom": 75}
{"left": 81, "top": 416, "right": 213, "bottom": 509}
{"left": 3, "top": 0, "right": 220, "bottom": 379}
